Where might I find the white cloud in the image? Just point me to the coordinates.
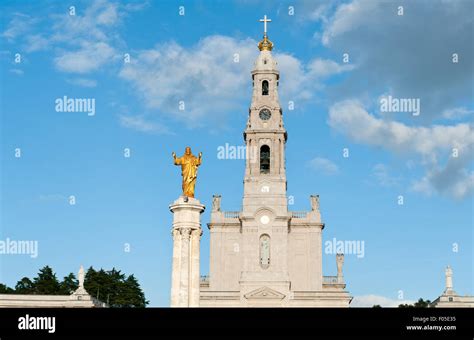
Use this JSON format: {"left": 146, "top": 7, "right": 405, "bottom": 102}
{"left": 309, "top": 157, "right": 339, "bottom": 175}
{"left": 275, "top": 53, "right": 314, "bottom": 101}
{"left": 329, "top": 100, "right": 474, "bottom": 199}
{"left": 55, "top": 41, "right": 115, "bottom": 73}
{"left": 307, "top": 2, "right": 334, "bottom": 23}
{"left": 67, "top": 78, "right": 98, "bottom": 88}
{"left": 119, "top": 36, "right": 256, "bottom": 127}
{"left": 9, "top": 68, "right": 23, "bottom": 75}
{"left": 372, "top": 163, "right": 399, "bottom": 187}
{"left": 308, "top": 58, "right": 355, "bottom": 78}
{"left": 275, "top": 56, "right": 355, "bottom": 102}
{"left": 317, "top": 0, "right": 474, "bottom": 121}
{"left": 328, "top": 100, "right": 472, "bottom": 158}
{"left": 442, "top": 107, "right": 473, "bottom": 120}
{"left": 96, "top": 2, "right": 119, "bottom": 25}
{"left": 50, "top": 0, "right": 123, "bottom": 44}
{"left": 1, "top": 13, "right": 37, "bottom": 41}
{"left": 321, "top": 0, "right": 378, "bottom": 46}
{"left": 48, "top": 1, "right": 127, "bottom": 74}
{"left": 24, "top": 34, "right": 50, "bottom": 52}
{"left": 119, "top": 35, "right": 351, "bottom": 127}
{"left": 412, "top": 156, "right": 474, "bottom": 200}
{"left": 119, "top": 115, "right": 170, "bottom": 134}
{"left": 2, "top": 1, "right": 128, "bottom": 74}
{"left": 39, "top": 194, "right": 66, "bottom": 202}
{"left": 351, "top": 295, "right": 414, "bottom": 307}
{"left": 3, "top": 3, "right": 352, "bottom": 129}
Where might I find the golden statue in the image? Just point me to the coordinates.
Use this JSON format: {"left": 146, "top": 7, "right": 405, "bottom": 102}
{"left": 172, "top": 147, "right": 202, "bottom": 198}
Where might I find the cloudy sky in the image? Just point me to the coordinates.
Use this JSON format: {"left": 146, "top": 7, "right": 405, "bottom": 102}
{"left": 1, "top": 0, "right": 473, "bottom": 307}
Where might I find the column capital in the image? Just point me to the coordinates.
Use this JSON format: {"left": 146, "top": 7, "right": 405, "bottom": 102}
{"left": 191, "top": 228, "right": 203, "bottom": 237}
{"left": 181, "top": 227, "right": 192, "bottom": 240}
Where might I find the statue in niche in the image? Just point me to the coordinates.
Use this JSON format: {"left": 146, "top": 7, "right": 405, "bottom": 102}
{"left": 260, "top": 235, "right": 270, "bottom": 268}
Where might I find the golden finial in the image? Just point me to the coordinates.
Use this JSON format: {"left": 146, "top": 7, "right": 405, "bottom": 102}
{"left": 258, "top": 34, "right": 273, "bottom": 51}
{"left": 258, "top": 15, "right": 273, "bottom": 51}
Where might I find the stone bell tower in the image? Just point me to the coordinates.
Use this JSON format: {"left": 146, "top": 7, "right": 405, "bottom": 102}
{"left": 199, "top": 15, "right": 352, "bottom": 307}
{"left": 243, "top": 15, "right": 287, "bottom": 215}
{"left": 239, "top": 15, "right": 291, "bottom": 299}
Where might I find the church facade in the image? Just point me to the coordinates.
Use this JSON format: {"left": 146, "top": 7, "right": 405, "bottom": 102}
{"left": 197, "top": 21, "right": 352, "bottom": 307}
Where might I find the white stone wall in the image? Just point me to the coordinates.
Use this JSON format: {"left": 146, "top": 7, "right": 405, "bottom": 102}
{"left": 0, "top": 293, "right": 106, "bottom": 308}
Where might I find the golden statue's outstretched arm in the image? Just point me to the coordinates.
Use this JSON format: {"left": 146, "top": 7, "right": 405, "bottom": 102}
{"left": 172, "top": 151, "right": 182, "bottom": 165}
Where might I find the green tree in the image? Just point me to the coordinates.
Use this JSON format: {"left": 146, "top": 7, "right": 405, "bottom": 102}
{"left": 398, "top": 303, "right": 412, "bottom": 308}
{"left": 33, "top": 266, "right": 61, "bottom": 295}
{"left": 398, "top": 298, "right": 431, "bottom": 308}
{"left": 60, "top": 273, "right": 78, "bottom": 294}
{"left": 413, "top": 298, "right": 431, "bottom": 308}
{"left": 84, "top": 267, "right": 111, "bottom": 303}
{"left": 121, "top": 275, "right": 147, "bottom": 308}
{"left": 15, "top": 277, "right": 35, "bottom": 294}
{"left": 0, "top": 283, "right": 15, "bottom": 294}
{"left": 84, "top": 267, "right": 148, "bottom": 307}
{"left": 1, "top": 265, "right": 148, "bottom": 307}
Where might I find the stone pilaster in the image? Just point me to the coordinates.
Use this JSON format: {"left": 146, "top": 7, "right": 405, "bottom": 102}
{"left": 190, "top": 228, "right": 202, "bottom": 307}
{"left": 179, "top": 228, "right": 191, "bottom": 305}
{"left": 170, "top": 229, "right": 181, "bottom": 306}
{"left": 169, "top": 196, "right": 205, "bottom": 307}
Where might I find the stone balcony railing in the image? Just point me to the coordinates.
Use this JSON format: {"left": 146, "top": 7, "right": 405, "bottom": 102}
{"left": 323, "top": 276, "right": 345, "bottom": 285}
{"left": 201, "top": 275, "right": 344, "bottom": 289}
{"left": 223, "top": 211, "right": 240, "bottom": 218}
{"left": 323, "top": 276, "right": 339, "bottom": 284}
{"left": 291, "top": 211, "right": 308, "bottom": 218}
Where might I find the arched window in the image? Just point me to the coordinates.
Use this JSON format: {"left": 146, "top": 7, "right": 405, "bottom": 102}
{"left": 260, "top": 145, "right": 270, "bottom": 174}
{"left": 260, "top": 234, "right": 270, "bottom": 269}
{"left": 262, "top": 80, "right": 269, "bottom": 96}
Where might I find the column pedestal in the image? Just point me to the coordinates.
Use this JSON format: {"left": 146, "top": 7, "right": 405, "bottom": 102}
{"left": 169, "top": 196, "right": 205, "bottom": 307}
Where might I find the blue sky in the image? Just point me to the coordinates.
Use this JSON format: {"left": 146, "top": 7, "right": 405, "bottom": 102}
{"left": 0, "top": 0, "right": 473, "bottom": 307}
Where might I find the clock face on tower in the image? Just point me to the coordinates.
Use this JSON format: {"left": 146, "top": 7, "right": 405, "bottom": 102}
{"left": 259, "top": 108, "right": 271, "bottom": 120}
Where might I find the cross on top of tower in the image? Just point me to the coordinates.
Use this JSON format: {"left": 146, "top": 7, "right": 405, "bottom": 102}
{"left": 259, "top": 15, "right": 271, "bottom": 35}
{"left": 257, "top": 15, "right": 273, "bottom": 51}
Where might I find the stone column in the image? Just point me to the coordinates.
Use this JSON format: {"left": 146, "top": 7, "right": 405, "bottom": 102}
{"left": 179, "top": 228, "right": 191, "bottom": 306}
{"left": 189, "top": 228, "right": 202, "bottom": 307}
{"left": 445, "top": 265, "right": 453, "bottom": 292}
{"left": 170, "top": 229, "right": 181, "bottom": 306}
{"left": 169, "top": 196, "right": 205, "bottom": 307}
